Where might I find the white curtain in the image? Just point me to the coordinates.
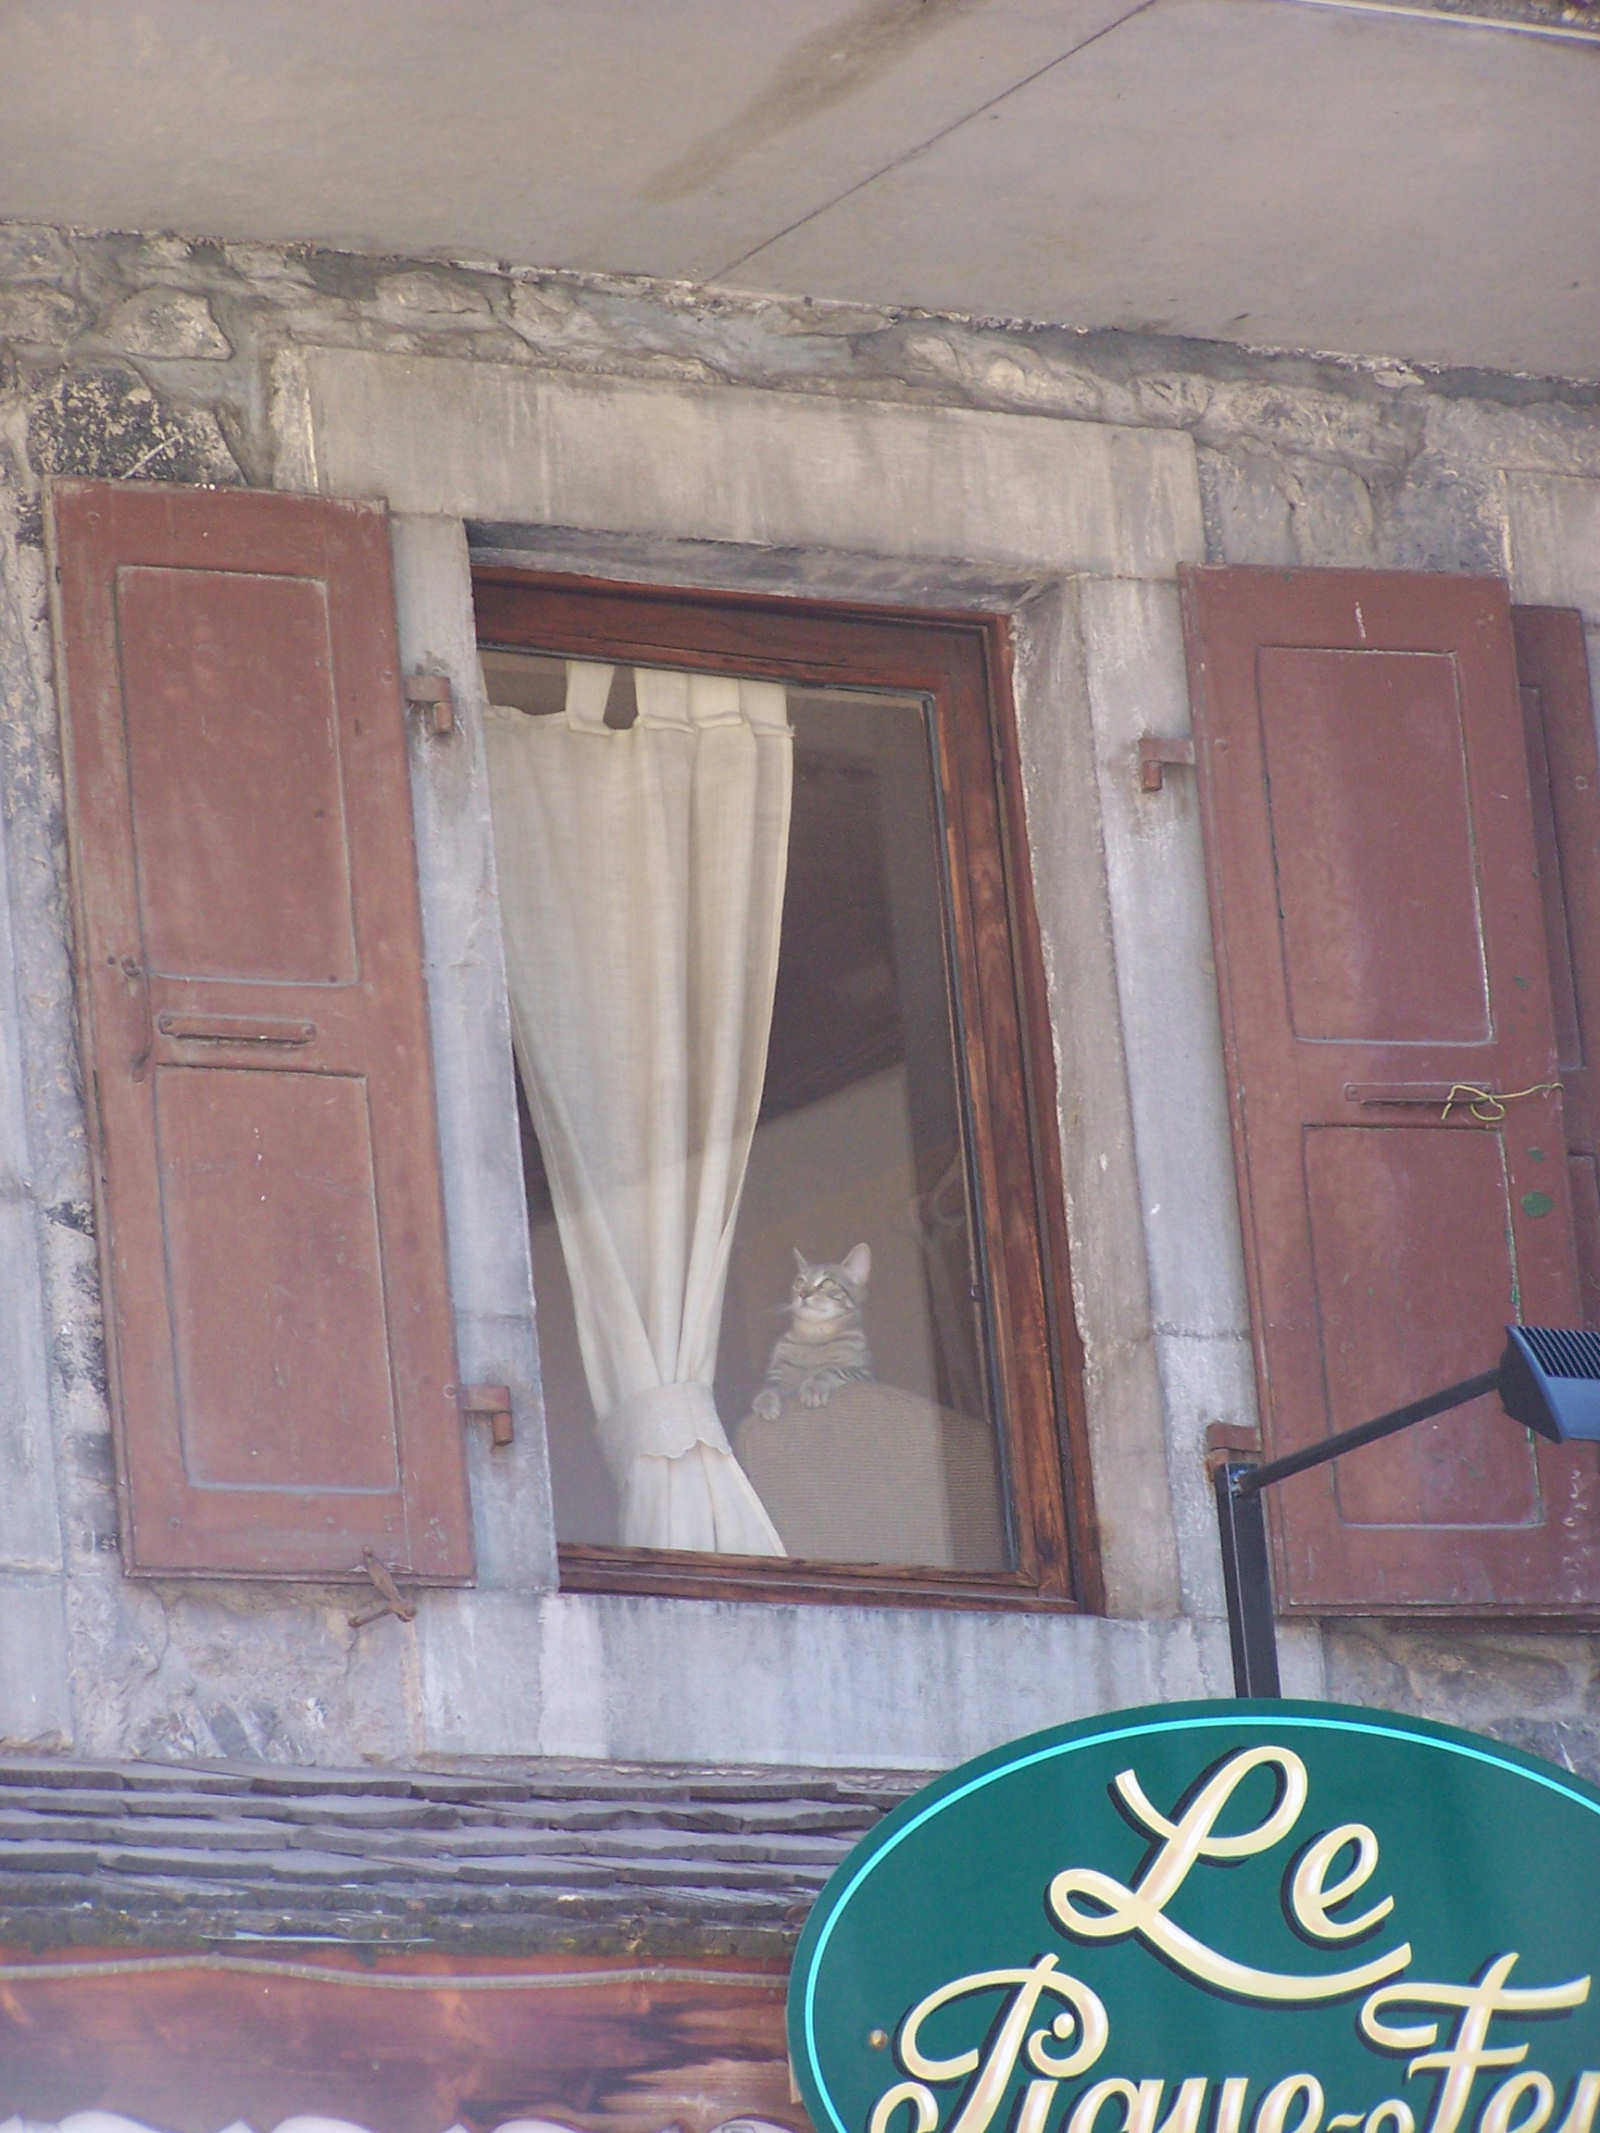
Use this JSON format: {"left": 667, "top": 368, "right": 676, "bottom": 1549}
{"left": 485, "top": 661, "right": 792, "bottom": 1555}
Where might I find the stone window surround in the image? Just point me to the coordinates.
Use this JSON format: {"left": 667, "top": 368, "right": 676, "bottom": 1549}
{"left": 266, "top": 341, "right": 1262, "bottom": 1757}
{"left": 262, "top": 344, "right": 1279, "bottom": 1766}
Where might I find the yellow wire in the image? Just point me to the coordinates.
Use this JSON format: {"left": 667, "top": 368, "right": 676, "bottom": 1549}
{"left": 1440, "top": 1081, "right": 1560, "bottom": 1124}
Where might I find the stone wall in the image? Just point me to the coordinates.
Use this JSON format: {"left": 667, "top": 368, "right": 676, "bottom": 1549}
{"left": 4, "top": 219, "right": 1600, "bottom": 1772}
{"left": 7, "top": 221, "right": 1600, "bottom": 562}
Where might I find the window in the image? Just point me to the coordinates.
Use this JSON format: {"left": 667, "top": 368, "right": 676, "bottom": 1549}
{"left": 1182, "top": 566, "right": 1600, "bottom": 1615}
{"left": 474, "top": 574, "right": 1094, "bottom": 1608}
{"left": 47, "top": 476, "right": 1092, "bottom": 1610}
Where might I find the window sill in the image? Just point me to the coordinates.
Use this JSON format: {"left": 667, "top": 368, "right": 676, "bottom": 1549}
{"left": 556, "top": 1542, "right": 1085, "bottom": 1612}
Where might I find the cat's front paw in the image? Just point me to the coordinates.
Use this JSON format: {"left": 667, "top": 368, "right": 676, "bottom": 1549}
{"left": 752, "top": 1388, "right": 782, "bottom": 1421}
{"left": 800, "top": 1376, "right": 834, "bottom": 1409}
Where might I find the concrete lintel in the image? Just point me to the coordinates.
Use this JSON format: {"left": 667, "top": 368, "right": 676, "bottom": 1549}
{"left": 296, "top": 351, "right": 1205, "bottom": 581}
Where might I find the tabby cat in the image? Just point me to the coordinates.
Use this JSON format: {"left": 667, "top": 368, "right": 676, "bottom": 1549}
{"left": 751, "top": 1244, "right": 874, "bottom": 1419}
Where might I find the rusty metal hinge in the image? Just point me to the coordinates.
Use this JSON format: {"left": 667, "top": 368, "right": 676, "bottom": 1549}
{"left": 348, "top": 1550, "right": 417, "bottom": 1629}
{"left": 460, "top": 1383, "right": 514, "bottom": 1448}
{"left": 1137, "top": 735, "right": 1195, "bottom": 792}
{"left": 403, "top": 670, "right": 456, "bottom": 735}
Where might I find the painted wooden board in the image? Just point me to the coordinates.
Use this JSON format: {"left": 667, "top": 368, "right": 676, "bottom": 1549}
{"left": 48, "top": 479, "right": 471, "bottom": 1581}
{"left": 0, "top": 1951, "right": 801, "bottom": 2133}
{"left": 1182, "top": 566, "right": 1600, "bottom": 1612}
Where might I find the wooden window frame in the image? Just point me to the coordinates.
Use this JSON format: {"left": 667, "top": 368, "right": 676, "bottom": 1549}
{"left": 474, "top": 570, "right": 1100, "bottom": 1612}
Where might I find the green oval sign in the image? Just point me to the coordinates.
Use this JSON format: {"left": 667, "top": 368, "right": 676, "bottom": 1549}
{"left": 789, "top": 1701, "right": 1600, "bottom": 2133}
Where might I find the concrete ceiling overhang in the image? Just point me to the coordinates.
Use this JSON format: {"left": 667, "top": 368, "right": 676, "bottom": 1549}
{"left": 1, "top": 0, "right": 1596, "bottom": 381}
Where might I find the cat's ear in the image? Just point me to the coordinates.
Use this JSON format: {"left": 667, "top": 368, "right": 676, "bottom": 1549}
{"left": 842, "top": 1242, "right": 871, "bottom": 1289}
{"left": 793, "top": 1247, "right": 813, "bottom": 1278}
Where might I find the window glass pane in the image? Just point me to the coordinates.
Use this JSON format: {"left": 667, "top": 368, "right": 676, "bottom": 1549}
{"left": 481, "top": 647, "right": 1012, "bottom": 1572}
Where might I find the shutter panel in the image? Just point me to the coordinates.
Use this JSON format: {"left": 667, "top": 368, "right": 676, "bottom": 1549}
{"left": 49, "top": 479, "right": 473, "bottom": 1581}
{"left": 1182, "top": 566, "right": 1600, "bottom": 1614}
{"left": 1514, "top": 607, "right": 1600, "bottom": 1327}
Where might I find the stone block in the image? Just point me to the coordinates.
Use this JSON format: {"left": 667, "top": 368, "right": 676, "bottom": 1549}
{"left": 1078, "top": 575, "right": 1249, "bottom": 1344}
{"left": 0, "top": 224, "right": 74, "bottom": 282}
{"left": 298, "top": 351, "right": 1205, "bottom": 579}
{"left": 128, "top": 235, "right": 202, "bottom": 280}
{"left": 1011, "top": 581, "right": 1182, "bottom": 1621}
{"left": 223, "top": 242, "right": 319, "bottom": 286}
{"left": 420, "top": 1588, "right": 1213, "bottom": 1768}
{"left": 0, "top": 1193, "right": 63, "bottom": 1572}
{"left": 1505, "top": 471, "right": 1600, "bottom": 617}
{"left": 1198, "top": 445, "right": 1293, "bottom": 565}
{"left": 580, "top": 1596, "right": 1210, "bottom": 1768}
{"left": 0, "top": 642, "right": 64, "bottom": 1573}
{"left": 450, "top": 1309, "right": 554, "bottom": 1592}
{"left": 1276, "top": 1622, "right": 1329, "bottom": 1702}
{"left": 1433, "top": 396, "right": 1600, "bottom": 486}
{"left": 102, "top": 289, "right": 232, "bottom": 360}
{"left": 374, "top": 271, "right": 495, "bottom": 323}
{"left": 0, "top": 1575, "right": 71, "bottom": 1747}
{"left": 1485, "top": 1717, "right": 1600, "bottom": 1784}
{"left": 1379, "top": 455, "right": 1507, "bottom": 576}
{"left": 1287, "top": 459, "right": 1377, "bottom": 567}
{"left": 1322, "top": 1624, "right": 1412, "bottom": 1709}
{"left": 28, "top": 362, "right": 238, "bottom": 485}
{"left": 1330, "top": 1623, "right": 1586, "bottom": 1732}
{"left": 386, "top": 514, "right": 557, "bottom": 1594}
{"left": 419, "top": 1589, "right": 603, "bottom": 1760}
{"left": 70, "top": 1575, "right": 421, "bottom": 1765}
{"left": 388, "top": 516, "right": 545, "bottom": 1329}
{"left": 1197, "top": 381, "right": 1411, "bottom": 477}
{"left": 1127, "top": 373, "right": 1214, "bottom": 430}
{"left": 1155, "top": 1327, "right": 1260, "bottom": 1620}
{"left": 0, "top": 287, "right": 79, "bottom": 345}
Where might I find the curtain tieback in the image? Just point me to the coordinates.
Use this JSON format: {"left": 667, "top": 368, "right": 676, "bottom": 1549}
{"left": 598, "top": 1381, "right": 733, "bottom": 1469}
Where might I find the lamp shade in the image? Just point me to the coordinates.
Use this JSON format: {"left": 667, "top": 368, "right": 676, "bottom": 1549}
{"left": 1498, "top": 1325, "right": 1600, "bottom": 1443}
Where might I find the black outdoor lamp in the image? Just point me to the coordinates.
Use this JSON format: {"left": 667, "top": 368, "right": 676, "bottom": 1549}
{"left": 1214, "top": 1325, "right": 1600, "bottom": 1697}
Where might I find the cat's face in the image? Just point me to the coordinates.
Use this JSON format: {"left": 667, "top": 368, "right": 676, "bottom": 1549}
{"left": 790, "top": 1243, "right": 871, "bottom": 1329}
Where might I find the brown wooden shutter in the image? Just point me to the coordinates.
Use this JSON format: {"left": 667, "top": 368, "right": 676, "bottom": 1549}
{"left": 1182, "top": 566, "right": 1600, "bottom": 1614}
{"left": 49, "top": 479, "right": 473, "bottom": 1581}
{"left": 1514, "top": 607, "right": 1600, "bottom": 1329}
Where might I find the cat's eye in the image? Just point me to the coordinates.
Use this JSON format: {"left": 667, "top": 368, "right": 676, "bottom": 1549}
{"left": 476, "top": 579, "right": 1089, "bottom": 1611}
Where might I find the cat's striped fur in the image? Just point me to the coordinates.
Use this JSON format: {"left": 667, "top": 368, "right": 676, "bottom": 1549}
{"left": 750, "top": 1244, "right": 873, "bottom": 1419}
